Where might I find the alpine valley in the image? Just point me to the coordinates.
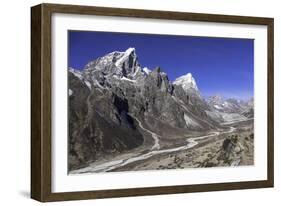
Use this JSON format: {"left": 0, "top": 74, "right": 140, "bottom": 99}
{"left": 68, "top": 48, "right": 254, "bottom": 174}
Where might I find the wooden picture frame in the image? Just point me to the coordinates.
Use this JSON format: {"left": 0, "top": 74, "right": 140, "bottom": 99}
{"left": 31, "top": 3, "right": 274, "bottom": 202}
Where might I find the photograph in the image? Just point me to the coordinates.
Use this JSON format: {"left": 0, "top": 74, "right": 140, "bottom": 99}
{"left": 67, "top": 31, "right": 254, "bottom": 174}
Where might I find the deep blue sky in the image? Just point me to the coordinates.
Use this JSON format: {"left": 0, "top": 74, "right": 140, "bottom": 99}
{"left": 68, "top": 31, "right": 254, "bottom": 100}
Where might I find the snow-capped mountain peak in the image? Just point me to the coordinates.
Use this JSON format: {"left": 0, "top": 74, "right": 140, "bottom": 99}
{"left": 173, "top": 73, "right": 198, "bottom": 91}
{"left": 142, "top": 67, "right": 151, "bottom": 75}
{"left": 206, "top": 95, "right": 254, "bottom": 114}
{"left": 82, "top": 47, "right": 145, "bottom": 81}
{"left": 115, "top": 47, "right": 136, "bottom": 68}
{"left": 208, "top": 95, "right": 224, "bottom": 104}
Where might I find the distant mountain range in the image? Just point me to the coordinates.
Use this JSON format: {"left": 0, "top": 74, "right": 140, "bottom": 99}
{"left": 68, "top": 48, "right": 254, "bottom": 171}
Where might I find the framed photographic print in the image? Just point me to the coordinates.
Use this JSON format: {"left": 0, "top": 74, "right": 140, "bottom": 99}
{"left": 31, "top": 3, "right": 274, "bottom": 202}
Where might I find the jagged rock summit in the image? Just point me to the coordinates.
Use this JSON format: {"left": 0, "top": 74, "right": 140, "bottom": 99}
{"left": 173, "top": 73, "right": 199, "bottom": 92}
{"left": 83, "top": 47, "right": 145, "bottom": 81}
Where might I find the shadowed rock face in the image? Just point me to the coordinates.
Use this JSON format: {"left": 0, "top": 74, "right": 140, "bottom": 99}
{"left": 68, "top": 48, "right": 252, "bottom": 171}
{"left": 68, "top": 72, "right": 144, "bottom": 170}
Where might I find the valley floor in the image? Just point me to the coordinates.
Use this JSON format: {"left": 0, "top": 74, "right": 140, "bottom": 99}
{"left": 69, "top": 119, "right": 254, "bottom": 174}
